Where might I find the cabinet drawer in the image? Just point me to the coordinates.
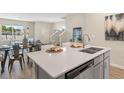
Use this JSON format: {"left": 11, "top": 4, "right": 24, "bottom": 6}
{"left": 94, "top": 54, "right": 103, "bottom": 66}
{"left": 104, "top": 51, "right": 110, "bottom": 59}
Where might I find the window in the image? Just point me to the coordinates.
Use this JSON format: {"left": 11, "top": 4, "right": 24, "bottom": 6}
{"left": 0, "top": 24, "right": 24, "bottom": 40}
{"left": 72, "top": 27, "right": 82, "bottom": 42}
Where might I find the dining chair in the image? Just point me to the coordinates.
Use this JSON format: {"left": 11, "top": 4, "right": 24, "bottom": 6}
{"left": 35, "top": 40, "right": 42, "bottom": 51}
{"left": 8, "top": 44, "right": 23, "bottom": 73}
{"left": 14, "top": 43, "right": 25, "bottom": 64}
{"left": 0, "top": 50, "right": 4, "bottom": 73}
{"left": 19, "top": 47, "right": 25, "bottom": 64}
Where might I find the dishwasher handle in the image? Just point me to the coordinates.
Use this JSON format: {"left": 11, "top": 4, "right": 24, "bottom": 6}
{"left": 79, "top": 63, "right": 93, "bottom": 73}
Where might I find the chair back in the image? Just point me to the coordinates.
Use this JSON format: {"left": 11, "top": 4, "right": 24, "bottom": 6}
{"left": 34, "top": 45, "right": 41, "bottom": 51}
{"left": 36, "top": 40, "right": 42, "bottom": 50}
{"left": 12, "top": 44, "right": 20, "bottom": 58}
{"left": 0, "top": 51, "right": 4, "bottom": 61}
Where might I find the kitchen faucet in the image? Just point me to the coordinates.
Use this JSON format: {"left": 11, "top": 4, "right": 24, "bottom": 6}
{"left": 82, "top": 34, "right": 91, "bottom": 48}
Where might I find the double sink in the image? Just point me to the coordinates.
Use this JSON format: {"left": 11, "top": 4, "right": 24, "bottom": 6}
{"left": 80, "top": 47, "right": 103, "bottom": 54}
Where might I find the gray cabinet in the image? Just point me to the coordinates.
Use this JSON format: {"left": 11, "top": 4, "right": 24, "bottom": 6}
{"left": 35, "top": 63, "right": 53, "bottom": 79}
{"left": 93, "top": 54, "right": 104, "bottom": 79}
{"left": 34, "top": 51, "right": 110, "bottom": 79}
{"left": 94, "top": 62, "right": 104, "bottom": 79}
{"left": 94, "top": 54, "right": 103, "bottom": 65}
{"left": 93, "top": 51, "right": 110, "bottom": 79}
{"left": 103, "top": 57, "right": 110, "bottom": 79}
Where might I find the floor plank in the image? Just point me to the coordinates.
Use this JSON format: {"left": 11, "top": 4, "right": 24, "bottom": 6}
{"left": 110, "top": 66, "right": 124, "bottom": 79}
{"left": 0, "top": 57, "right": 35, "bottom": 79}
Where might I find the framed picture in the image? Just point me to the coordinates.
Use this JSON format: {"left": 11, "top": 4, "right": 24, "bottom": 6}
{"left": 105, "top": 13, "right": 124, "bottom": 41}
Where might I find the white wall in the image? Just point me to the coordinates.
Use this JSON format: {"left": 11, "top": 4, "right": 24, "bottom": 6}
{"left": 84, "top": 13, "right": 124, "bottom": 68}
{"left": 53, "top": 21, "right": 65, "bottom": 30}
{"left": 66, "top": 13, "right": 124, "bottom": 68}
{"left": 65, "top": 14, "right": 85, "bottom": 42}
{"left": 52, "top": 21, "right": 66, "bottom": 34}
{"left": 34, "top": 22, "right": 53, "bottom": 43}
{"left": 0, "top": 18, "right": 34, "bottom": 38}
{"left": 51, "top": 21, "right": 66, "bottom": 43}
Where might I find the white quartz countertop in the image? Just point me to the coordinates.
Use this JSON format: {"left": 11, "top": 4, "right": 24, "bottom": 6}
{"left": 27, "top": 43, "right": 111, "bottom": 78}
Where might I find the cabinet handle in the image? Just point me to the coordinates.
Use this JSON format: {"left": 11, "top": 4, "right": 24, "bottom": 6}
{"left": 79, "top": 65, "right": 91, "bottom": 73}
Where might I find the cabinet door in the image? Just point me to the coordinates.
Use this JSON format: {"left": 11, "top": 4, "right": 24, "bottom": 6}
{"left": 94, "top": 62, "right": 104, "bottom": 79}
{"left": 94, "top": 54, "right": 103, "bottom": 66}
{"left": 103, "top": 57, "right": 110, "bottom": 79}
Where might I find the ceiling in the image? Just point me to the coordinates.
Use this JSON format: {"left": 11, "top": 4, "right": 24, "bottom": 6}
{"left": 0, "top": 13, "right": 67, "bottom": 23}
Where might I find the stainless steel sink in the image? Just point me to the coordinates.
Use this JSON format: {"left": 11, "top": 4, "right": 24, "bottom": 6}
{"left": 80, "top": 47, "right": 103, "bottom": 54}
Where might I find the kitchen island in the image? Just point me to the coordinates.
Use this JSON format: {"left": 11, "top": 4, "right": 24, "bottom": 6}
{"left": 27, "top": 43, "right": 111, "bottom": 79}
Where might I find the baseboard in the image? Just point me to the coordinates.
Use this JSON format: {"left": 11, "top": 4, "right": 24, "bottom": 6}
{"left": 110, "top": 63, "right": 124, "bottom": 69}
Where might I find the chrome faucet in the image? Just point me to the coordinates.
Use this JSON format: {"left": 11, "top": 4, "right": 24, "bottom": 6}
{"left": 82, "top": 34, "right": 91, "bottom": 48}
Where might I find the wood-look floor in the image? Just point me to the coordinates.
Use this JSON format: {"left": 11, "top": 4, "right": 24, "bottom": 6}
{"left": 0, "top": 57, "right": 35, "bottom": 79}
{"left": 0, "top": 58, "right": 124, "bottom": 79}
{"left": 110, "top": 66, "right": 124, "bottom": 79}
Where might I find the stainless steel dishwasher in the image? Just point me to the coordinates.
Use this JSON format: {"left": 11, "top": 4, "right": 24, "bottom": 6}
{"left": 65, "top": 60, "right": 94, "bottom": 79}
